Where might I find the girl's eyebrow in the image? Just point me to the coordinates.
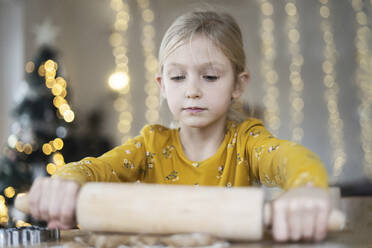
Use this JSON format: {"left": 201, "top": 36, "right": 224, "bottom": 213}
{"left": 167, "top": 61, "right": 225, "bottom": 68}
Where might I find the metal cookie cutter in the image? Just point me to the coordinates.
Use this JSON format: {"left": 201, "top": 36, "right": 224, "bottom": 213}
{"left": 0, "top": 226, "right": 59, "bottom": 246}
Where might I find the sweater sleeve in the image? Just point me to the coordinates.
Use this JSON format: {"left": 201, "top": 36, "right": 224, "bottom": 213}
{"left": 244, "top": 121, "right": 328, "bottom": 191}
{"left": 52, "top": 132, "right": 147, "bottom": 186}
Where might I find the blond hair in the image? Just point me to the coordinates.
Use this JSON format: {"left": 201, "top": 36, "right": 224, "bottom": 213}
{"left": 158, "top": 11, "right": 249, "bottom": 123}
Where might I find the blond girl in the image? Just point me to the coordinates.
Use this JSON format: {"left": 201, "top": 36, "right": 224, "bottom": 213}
{"left": 29, "top": 11, "right": 331, "bottom": 242}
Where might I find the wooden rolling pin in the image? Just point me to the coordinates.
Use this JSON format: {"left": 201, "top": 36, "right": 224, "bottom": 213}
{"left": 15, "top": 183, "right": 345, "bottom": 241}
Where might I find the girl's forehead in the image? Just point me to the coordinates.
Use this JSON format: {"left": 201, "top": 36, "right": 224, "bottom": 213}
{"left": 164, "top": 35, "right": 230, "bottom": 69}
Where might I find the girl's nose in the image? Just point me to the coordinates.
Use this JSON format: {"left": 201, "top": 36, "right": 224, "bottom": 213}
{"left": 185, "top": 78, "right": 202, "bottom": 99}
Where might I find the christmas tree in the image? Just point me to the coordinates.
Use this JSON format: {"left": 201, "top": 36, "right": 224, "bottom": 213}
{"left": 0, "top": 21, "right": 112, "bottom": 227}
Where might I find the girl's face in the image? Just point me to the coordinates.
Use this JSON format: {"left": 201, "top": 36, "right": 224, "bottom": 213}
{"left": 157, "top": 35, "right": 247, "bottom": 129}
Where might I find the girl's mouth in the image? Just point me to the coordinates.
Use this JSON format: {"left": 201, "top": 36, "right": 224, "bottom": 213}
{"left": 183, "top": 107, "right": 206, "bottom": 113}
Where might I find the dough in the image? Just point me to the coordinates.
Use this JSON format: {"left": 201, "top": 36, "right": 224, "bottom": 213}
{"left": 65, "top": 232, "right": 229, "bottom": 248}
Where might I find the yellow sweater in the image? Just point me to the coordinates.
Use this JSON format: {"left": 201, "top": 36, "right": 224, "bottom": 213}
{"left": 53, "top": 118, "right": 328, "bottom": 190}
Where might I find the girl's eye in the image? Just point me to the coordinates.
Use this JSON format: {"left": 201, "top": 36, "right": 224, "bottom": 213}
{"left": 203, "top": 75, "right": 219, "bottom": 82}
{"left": 170, "top": 75, "right": 185, "bottom": 81}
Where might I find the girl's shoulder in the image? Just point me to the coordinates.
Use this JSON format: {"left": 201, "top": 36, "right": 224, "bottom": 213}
{"left": 138, "top": 124, "right": 174, "bottom": 147}
{"left": 228, "top": 117, "right": 265, "bottom": 133}
{"left": 140, "top": 123, "right": 173, "bottom": 136}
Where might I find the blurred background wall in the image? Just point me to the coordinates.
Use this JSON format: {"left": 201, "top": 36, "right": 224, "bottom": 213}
{"left": 0, "top": 0, "right": 371, "bottom": 187}
{"left": 0, "top": 0, "right": 24, "bottom": 153}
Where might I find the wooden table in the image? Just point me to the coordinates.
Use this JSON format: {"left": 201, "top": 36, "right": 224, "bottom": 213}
{"left": 31, "top": 197, "right": 372, "bottom": 247}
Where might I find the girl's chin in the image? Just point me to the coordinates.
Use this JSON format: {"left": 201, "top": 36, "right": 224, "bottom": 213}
{"left": 179, "top": 118, "right": 220, "bottom": 129}
{"left": 179, "top": 119, "right": 209, "bottom": 128}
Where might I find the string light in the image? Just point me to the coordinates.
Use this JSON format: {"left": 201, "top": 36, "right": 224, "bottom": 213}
{"left": 108, "top": 72, "right": 129, "bottom": 91}
{"left": 351, "top": 0, "right": 372, "bottom": 180}
{"left": 42, "top": 60, "right": 75, "bottom": 123}
{"left": 4, "top": 186, "right": 15, "bottom": 198}
{"left": 285, "top": 0, "right": 305, "bottom": 143}
{"left": 25, "top": 61, "right": 35, "bottom": 73}
{"left": 319, "top": 0, "right": 346, "bottom": 181}
{"left": 11, "top": 138, "right": 33, "bottom": 155}
{"left": 46, "top": 163, "right": 57, "bottom": 175}
{"left": 137, "top": 0, "right": 159, "bottom": 124}
{"left": 0, "top": 195, "right": 9, "bottom": 225}
{"left": 1, "top": 59, "right": 73, "bottom": 222}
{"left": 41, "top": 59, "right": 72, "bottom": 174}
{"left": 109, "top": 0, "right": 133, "bottom": 143}
{"left": 258, "top": 0, "right": 280, "bottom": 134}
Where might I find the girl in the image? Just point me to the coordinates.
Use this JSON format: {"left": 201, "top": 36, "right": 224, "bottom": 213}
{"left": 29, "top": 11, "right": 331, "bottom": 242}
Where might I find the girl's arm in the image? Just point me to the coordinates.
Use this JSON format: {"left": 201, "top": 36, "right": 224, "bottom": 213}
{"left": 244, "top": 121, "right": 330, "bottom": 242}
{"left": 29, "top": 127, "right": 149, "bottom": 230}
{"left": 245, "top": 123, "right": 328, "bottom": 190}
{"left": 52, "top": 134, "right": 147, "bottom": 185}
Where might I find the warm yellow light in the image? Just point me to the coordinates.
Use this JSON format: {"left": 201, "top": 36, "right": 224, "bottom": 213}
{"left": 0, "top": 195, "right": 5, "bottom": 204}
{"left": 115, "top": 19, "right": 128, "bottom": 31}
{"left": 0, "top": 203, "right": 7, "bottom": 215}
{"left": 117, "top": 11, "right": 130, "bottom": 22}
{"left": 116, "top": 63, "right": 128, "bottom": 72}
{"left": 63, "top": 110, "right": 75, "bottom": 122}
{"left": 108, "top": 72, "right": 129, "bottom": 91}
{"left": 56, "top": 77, "right": 67, "bottom": 88}
{"left": 60, "top": 89, "right": 67, "bottom": 98}
{"left": 38, "top": 65, "right": 46, "bottom": 77}
{"left": 113, "top": 46, "right": 127, "bottom": 57}
{"left": 25, "top": 61, "right": 35, "bottom": 73}
{"left": 142, "top": 9, "right": 154, "bottom": 23}
{"left": 109, "top": 33, "right": 122, "bottom": 47}
{"left": 49, "top": 141, "right": 56, "bottom": 152}
{"left": 44, "top": 60, "right": 56, "bottom": 72}
{"left": 285, "top": 3, "right": 297, "bottom": 16}
{"left": 42, "top": 144, "right": 53, "bottom": 155}
{"left": 4, "top": 187, "right": 15, "bottom": 198}
{"left": 16, "top": 220, "right": 31, "bottom": 227}
{"left": 53, "top": 96, "right": 66, "bottom": 108}
{"left": 356, "top": 12, "right": 367, "bottom": 25}
{"left": 7, "top": 135, "right": 17, "bottom": 148}
{"left": 110, "top": 0, "right": 123, "bottom": 11}
{"left": 15, "top": 141, "right": 24, "bottom": 152}
{"left": 53, "top": 138, "right": 64, "bottom": 150}
{"left": 53, "top": 153, "right": 65, "bottom": 166}
{"left": 46, "top": 163, "right": 57, "bottom": 175}
{"left": 45, "top": 70, "right": 56, "bottom": 80}
{"left": 320, "top": 6, "right": 330, "bottom": 18}
{"left": 145, "top": 58, "right": 158, "bottom": 71}
{"left": 59, "top": 103, "right": 70, "bottom": 113}
{"left": 117, "top": 121, "right": 131, "bottom": 133}
{"left": 322, "top": 61, "right": 333, "bottom": 74}
{"left": 52, "top": 84, "right": 63, "bottom": 96}
{"left": 0, "top": 200, "right": 9, "bottom": 224}
{"left": 45, "top": 78, "right": 56, "bottom": 88}
{"left": 23, "top": 144, "right": 32, "bottom": 155}
{"left": 262, "top": 2, "right": 274, "bottom": 16}
{"left": 289, "top": 29, "right": 300, "bottom": 43}
{"left": 120, "top": 111, "right": 133, "bottom": 122}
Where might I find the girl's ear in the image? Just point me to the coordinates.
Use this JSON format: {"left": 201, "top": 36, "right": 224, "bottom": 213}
{"left": 232, "top": 71, "right": 250, "bottom": 99}
{"left": 155, "top": 74, "right": 166, "bottom": 98}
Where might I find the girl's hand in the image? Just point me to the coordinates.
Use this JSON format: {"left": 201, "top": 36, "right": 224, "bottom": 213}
{"left": 28, "top": 177, "right": 80, "bottom": 229}
{"left": 271, "top": 185, "right": 331, "bottom": 242}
